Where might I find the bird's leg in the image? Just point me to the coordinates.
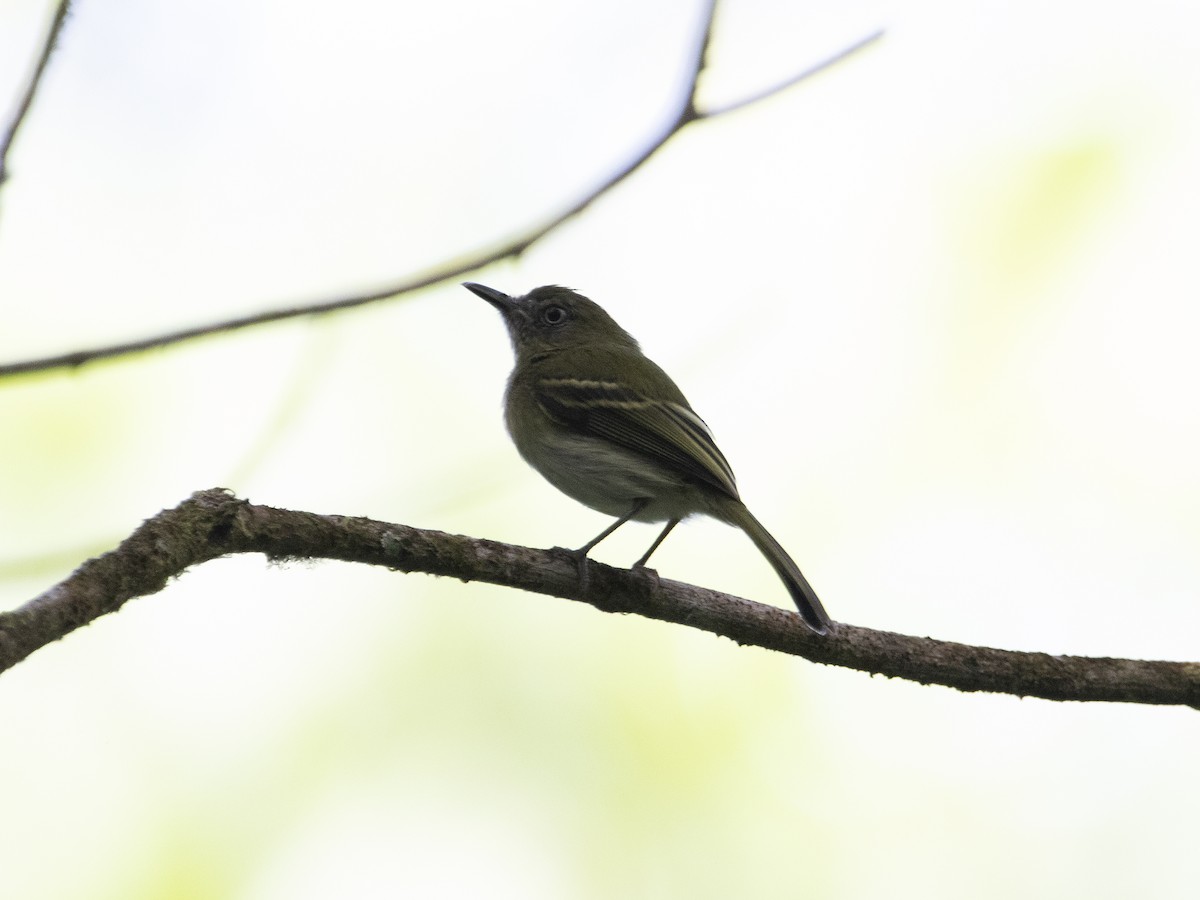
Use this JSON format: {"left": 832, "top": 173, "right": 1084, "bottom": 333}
{"left": 632, "top": 519, "right": 679, "bottom": 569}
{"left": 569, "top": 498, "right": 649, "bottom": 593}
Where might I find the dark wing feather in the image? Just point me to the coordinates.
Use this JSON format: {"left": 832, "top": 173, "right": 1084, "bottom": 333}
{"left": 535, "top": 377, "right": 739, "bottom": 499}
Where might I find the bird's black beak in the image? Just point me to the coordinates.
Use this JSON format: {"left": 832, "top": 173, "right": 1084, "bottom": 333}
{"left": 462, "top": 282, "right": 516, "bottom": 312}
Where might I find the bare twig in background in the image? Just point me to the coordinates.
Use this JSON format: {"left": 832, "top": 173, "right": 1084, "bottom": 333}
{"left": 0, "top": 0, "right": 72, "bottom": 189}
{"left": 2, "top": 489, "right": 1197, "bottom": 708}
{"left": 0, "top": 8, "right": 883, "bottom": 378}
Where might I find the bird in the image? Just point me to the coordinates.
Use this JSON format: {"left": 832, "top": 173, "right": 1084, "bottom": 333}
{"left": 464, "top": 281, "right": 831, "bottom": 635}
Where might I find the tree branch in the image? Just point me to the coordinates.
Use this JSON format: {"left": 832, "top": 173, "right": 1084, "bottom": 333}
{"left": 0, "top": 0, "right": 72, "bottom": 191}
{"left": 3, "top": 488, "right": 1196, "bottom": 709}
{"left": 0, "top": 15, "right": 884, "bottom": 378}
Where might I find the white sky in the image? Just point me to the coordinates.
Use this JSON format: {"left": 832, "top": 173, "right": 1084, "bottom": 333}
{"left": 2, "top": 2, "right": 1199, "bottom": 898}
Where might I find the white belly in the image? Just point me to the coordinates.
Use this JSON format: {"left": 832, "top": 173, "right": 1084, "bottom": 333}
{"left": 513, "top": 428, "right": 705, "bottom": 523}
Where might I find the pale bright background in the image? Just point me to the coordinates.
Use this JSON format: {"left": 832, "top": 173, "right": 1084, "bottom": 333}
{"left": 2, "top": 1, "right": 1199, "bottom": 898}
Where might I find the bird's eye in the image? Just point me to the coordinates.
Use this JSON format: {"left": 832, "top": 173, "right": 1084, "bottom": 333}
{"left": 542, "top": 305, "right": 567, "bottom": 325}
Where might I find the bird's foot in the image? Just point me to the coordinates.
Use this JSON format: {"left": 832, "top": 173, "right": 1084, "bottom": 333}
{"left": 552, "top": 546, "right": 593, "bottom": 596}
{"left": 631, "top": 562, "right": 662, "bottom": 589}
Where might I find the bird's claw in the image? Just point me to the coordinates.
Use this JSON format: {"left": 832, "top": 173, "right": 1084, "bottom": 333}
{"left": 552, "top": 546, "right": 592, "bottom": 596}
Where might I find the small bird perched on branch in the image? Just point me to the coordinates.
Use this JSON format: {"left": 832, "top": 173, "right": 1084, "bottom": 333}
{"left": 465, "top": 282, "right": 830, "bottom": 635}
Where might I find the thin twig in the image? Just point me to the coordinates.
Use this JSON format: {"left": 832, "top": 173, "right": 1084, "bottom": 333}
{"left": 2, "top": 489, "right": 1196, "bottom": 708}
{"left": 677, "top": 0, "right": 720, "bottom": 124}
{"left": 0, "top": 0, "right": 72, "bottom": 189}
{"left": 702, "top": 28, "right": 885, "bottom": 119}
{"left": 0, "top": 15, "right": 883, "bottom": 378}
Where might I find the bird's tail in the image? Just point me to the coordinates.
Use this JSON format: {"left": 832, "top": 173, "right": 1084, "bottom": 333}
{"left": 722, "top": 501, "right": 831, "bottom": 635}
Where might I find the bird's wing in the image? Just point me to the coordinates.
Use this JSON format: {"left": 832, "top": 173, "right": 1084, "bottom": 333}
{"left": 534, "top": 376, "right": 739, "bottom": 499}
